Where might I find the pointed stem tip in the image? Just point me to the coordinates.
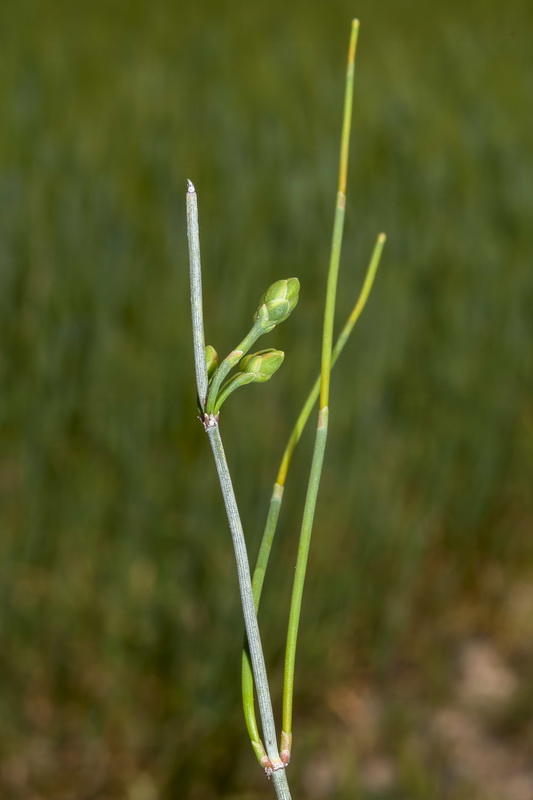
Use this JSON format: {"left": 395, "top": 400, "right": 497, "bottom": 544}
{"left": 187, "top": 179, "right": 196, "bottom": 193}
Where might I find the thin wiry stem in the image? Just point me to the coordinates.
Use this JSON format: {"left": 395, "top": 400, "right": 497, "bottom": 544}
{"left": 241, "top": 232, "right": 385, "bottom": 763}
{"left": 278, "top": 232, "right": 385, "bottom": 487}
{"left": 282, "top": 18, "right": 360, "bottom": 755}
{"left": 242, "top": 483, "right": 284, "bottom": 761}
{"left": 206, "top": 425, "right": 292, "bottom": 799}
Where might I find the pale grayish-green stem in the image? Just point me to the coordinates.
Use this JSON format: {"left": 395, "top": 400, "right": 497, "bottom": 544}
{"left": 186, "top": 179, "right": 209, "bottom": 412}
{"left": 186, "top": 180, "right": 292, "bottom": 800}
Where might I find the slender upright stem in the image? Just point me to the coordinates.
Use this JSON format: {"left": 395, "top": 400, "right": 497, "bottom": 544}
{"left": 282, "top": 406, "right": 329, "bottom": 743}
{"left": 282, "top": 18, "right": 360, "bottom": 753}
{"left": 186, "top": 181, "right": 291, "bottom": 799}
{"left": 320, "top": 20, "right": 358, "bottom": 410}
{"left": 242, "top": 484, "right": 283, "bottom": 759}
{"left": 241, "top": 232, "right": 385, "bottom": 762}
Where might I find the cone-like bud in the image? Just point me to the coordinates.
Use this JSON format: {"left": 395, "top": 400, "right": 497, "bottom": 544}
{"left": 205, "top": 345, "right": 218, "bottom": 380}
{"left": 239, "top": 348, "right": 285, "bottom": 383}
{"left": 254, "top": 278, "right": 300, "bottom": 333}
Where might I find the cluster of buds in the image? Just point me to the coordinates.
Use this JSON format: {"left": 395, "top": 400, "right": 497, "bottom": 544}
{"left": 204, "top": 278, "right": 299, "bottom": 418}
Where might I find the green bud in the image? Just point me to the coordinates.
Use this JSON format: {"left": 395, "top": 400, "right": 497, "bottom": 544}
{"left": 254, "top": 278, "right": 300, "bottom": 332}
{"left": 213, "top": 349, "right": 285, "bottom": 413}
{"left": 239, "top": 348, "right": 285, "bottom": 383}
{"left": 205, "top": 345, "right": 218, "bottom": 380}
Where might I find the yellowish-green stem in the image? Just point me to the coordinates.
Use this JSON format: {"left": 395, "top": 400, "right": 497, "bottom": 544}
{"left": 241, "top": 232, "right": 385, "bottom": 763}
{"left": 282, "top": 18, "right": 359, "bottom": 754}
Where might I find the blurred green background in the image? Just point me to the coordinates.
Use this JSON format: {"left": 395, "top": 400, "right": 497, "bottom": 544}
{"left": 1, "top": 0, "right": 532, "bottom": 798}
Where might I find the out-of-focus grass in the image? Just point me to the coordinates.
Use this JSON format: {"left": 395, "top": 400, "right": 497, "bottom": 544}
{"left": 1, "top": 0, "right": 532, "bottom": 798}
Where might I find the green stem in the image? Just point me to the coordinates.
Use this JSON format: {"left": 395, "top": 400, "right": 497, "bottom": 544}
{"left": 282, "top": 18, "right": 359, "bottom": 752}
{"left": 241, "top": 232, "right": 385, "bottom": 763}
{"left": 242, "top": 484, "right": 283, "bottom": 757}
{"left": 253, "top": 484, "right": 284, "bottom": 603}
{"left": 283, "top": 406, "right": 329, "bottom": 738}
{"left": 320, "top": 21, "right": 358, "bottom": 409}
{"left": 207, "top": 425, "right": 291, "bottom": 797}
{"left": 278, "top": 232, "right": 385, "bottom": 486}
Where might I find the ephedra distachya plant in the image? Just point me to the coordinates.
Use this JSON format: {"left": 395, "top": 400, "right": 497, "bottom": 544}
{"left": 186, "top": 20, "right": 386, "bottom": 800}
